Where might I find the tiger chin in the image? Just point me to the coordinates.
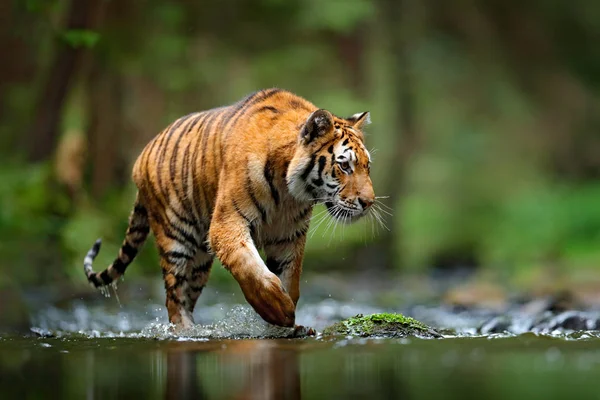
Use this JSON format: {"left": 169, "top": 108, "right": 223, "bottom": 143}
{"left": 83, "top": 89, "right": 375, "bottom": 331}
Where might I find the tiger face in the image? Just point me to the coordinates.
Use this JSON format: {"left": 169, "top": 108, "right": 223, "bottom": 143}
{"left": 287, "top": 109, "right": 375, "bottom": 222}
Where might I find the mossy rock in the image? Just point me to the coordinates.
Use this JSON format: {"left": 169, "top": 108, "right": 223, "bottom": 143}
{"left": 322, "top": 313, "right": 442, "bottom": 339}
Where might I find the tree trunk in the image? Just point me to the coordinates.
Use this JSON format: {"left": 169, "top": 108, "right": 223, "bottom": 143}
{"left": 87, "top": 65, "right": 128, "bottom": 198}
{"left": 26, "top": 0, "right": 105, "bottom": 163}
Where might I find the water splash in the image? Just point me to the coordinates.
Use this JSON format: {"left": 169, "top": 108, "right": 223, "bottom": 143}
{"left": 140, "top": 305, "right": 295, "bottom": 339}
{"left": 31, "top": 302, "right": 299, "bottom": 340}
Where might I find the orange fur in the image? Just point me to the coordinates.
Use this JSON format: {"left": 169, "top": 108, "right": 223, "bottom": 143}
{"left": 83, "top": 89, "right": 375, "bottom": 328}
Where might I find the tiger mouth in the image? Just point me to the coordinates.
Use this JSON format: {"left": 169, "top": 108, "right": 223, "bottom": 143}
{"left": 325, "top": 201, "right": 364, "bottom": 222}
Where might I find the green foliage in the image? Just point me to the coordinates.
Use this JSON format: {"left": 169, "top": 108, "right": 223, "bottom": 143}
{"left": 61, "top": 29, "right": 100, "bottom": 49}
{"left": 322, "top": 313, "right": 439, "bottom": 338}
{"left": 298, "top": 0, "right": 375, "bottom": 33}
{"left": 483, "top": 183, "right": 600, "bottom": 270}
{"left": 24, "top": 0, "right": 59, "bottom": 13}
{"left": 0, "top": 164, "right": 69, "bottom": 285}
{"left": 3, "top": 0, "right": 600, "bottom": 290}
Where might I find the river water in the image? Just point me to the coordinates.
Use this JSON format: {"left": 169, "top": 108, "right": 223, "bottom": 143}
{"left": 3, "top": 276, "right": 600, "bottom": 399}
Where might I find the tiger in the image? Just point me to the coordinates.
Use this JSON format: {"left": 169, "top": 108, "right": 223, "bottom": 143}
{"left": 83, "top": 88, "right": 375, "bottom": 329}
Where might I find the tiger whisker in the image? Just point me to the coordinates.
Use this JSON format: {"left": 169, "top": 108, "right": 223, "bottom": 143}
{"left": 323, "top": 206, "right": 341, "bottom": 239}
{"left": 309, "top": 209, "right": 332, "bottom": 238}
{"left": 370, "top": 207, "right": 390, "bottom": 231}
{"left": 374, "top": 198, "right": 393, "bottom": 209}
{"left": 310, "top": 207, "right": 330, "bottom": 221}
{"left": 374, "top": 203, "right": 393, "bottom": 217}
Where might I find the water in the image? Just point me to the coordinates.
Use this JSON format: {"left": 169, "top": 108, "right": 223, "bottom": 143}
{"left": 4, "top": 280, "right": 600, "bottom": 399}
{"left": 2, "top": 334, "right": 600, "bottom": 399}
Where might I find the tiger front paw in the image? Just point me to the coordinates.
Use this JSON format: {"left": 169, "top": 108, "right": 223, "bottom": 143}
{"left": 240, "top": 273, "right": 296, "bottom": 327}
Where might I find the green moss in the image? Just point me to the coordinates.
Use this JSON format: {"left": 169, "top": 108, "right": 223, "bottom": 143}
{"left": 322, "top": 313, "right": 441, "bottom": 339}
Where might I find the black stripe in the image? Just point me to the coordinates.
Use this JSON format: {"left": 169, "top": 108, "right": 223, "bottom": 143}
{"left": 166, "top": 291, "right": 181, "bottom": 303}
{"left": 128, "top": 224, "right": 150, "bottom": 235}
{"left": 342, "top": 138, "right": 349, "bottom": 146}
{"left": 224, "top": 88, "right": 282, "bottom": 132}
{"left": 198, "top": 241, "right": 210, "bottom": 253}
{"left": 169, "top": 115, "right": 195, "bottom": 182}
{"left": 256, "top": 105, "right": 279, "bottom": 113}
{"left": 232, "top": 198, "right": 252, "bottom": 225}
{"left": 266, "top": 257, "right": 292, "bottom": 275}
{"left": 189, "top": 285, "right": 205, "bottom": 293}
{"left": 301, "top": 154, "right": 316, "bottom": 180}
{"left": 134, "top": 203, "right": 148, "bottom": 216}
{"left": 161, "top": 250, "right": 194, "bottom": 261}
{"left": 192, "top": 260, "right": 212, "bottom": 272}
{"left": 168, "top": 223, "right": 199, "bottom": 249}
{"left": 166, "top": 207, "right": 197, "bottom": 228}
{"left": 112, "top": 258, "right": 127, "bottom": 274}
{"left": 211, "top": 113, "right": 227, "bottom": 185}
{"left": 156, "top": 117, "right": 194, "bottom": 225}
{"left": 263, "top": 156, "right": 280, "bottom": 207}
{"left": 246, "top": 173, "right": 267, "bottom": 222}
{"left": 122, "top": 242, "right": 138, "bottom": 259}
{"left": 191, "top": 261, "right": 212, "bottom": 278}
{"left": 145, "top": 130, "right": 198, "bottom": 228}
{"left": 89, "top": 274, "right": 102, "bottom": 287}
{"left": 264, "top": 224, "right": 309, "bottom": 247}
{"left": 289, "top": 99, "right": 308, "bottom": 110}
{"left": 200, "top": 112, "right": 221, "bottom": 185}
{"left": 181, "top": 140, "right": 192, "bottom": 209}
{"left": 171, "top": 114, "right": 203, "bottom": 218}
{"left": 326, "top": 182, "right": 337, "bottom": 189}
{"left": 174, "top": 274, "right": 187, "bottom": 289}
{"left": 154, "top": 211, "right": 200, "bottom": 249}
{"left": 293, "top": 206, "right": 312, "bottom": 224}
{"left": 312, "top": 137, "right": 338, "bottom": 155}
{"left": 328, "top": 145, "right": 334, "bottom": 153}
{"left": 99, "top": 270, "right": 112, "bottom": 284}
{"left": 312, "top": 155, "right": 327, "bottom": 186}
{"left": 142, "top": 131, "right": 164, "bottom": 197}
{"left": 190, "top": 114, "right": 210, "bottom": 219}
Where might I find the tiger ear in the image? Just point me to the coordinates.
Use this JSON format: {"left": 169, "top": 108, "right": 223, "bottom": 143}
{"left": 300, "top": 109, "right": 334, "bottom": 144}
{"left": 347, "top": 112, "right": 371, "bottom": 130}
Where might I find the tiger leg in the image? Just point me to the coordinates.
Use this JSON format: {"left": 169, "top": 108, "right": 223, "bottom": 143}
{"left": 265, "top": 234, "right": 316, "bottom": 336}
{"left": 184, "top": 245, "right": 213, "bottom": 315}
{"left": 209, "top": 202, "right": 295, "bottom": 327}
{"left": 264, "top": 232, "right": 307, "bottom": 307}
{"left": 150, "top": 217, "right": 199, "bottom": 328}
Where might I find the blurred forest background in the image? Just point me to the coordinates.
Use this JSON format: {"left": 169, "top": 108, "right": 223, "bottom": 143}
{"left": 1, "top": 0, "right": 599, "bottom": 292}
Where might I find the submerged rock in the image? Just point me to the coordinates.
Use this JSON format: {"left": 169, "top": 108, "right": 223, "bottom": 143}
{"left": 322, "top": 313, "right": 442, "bottom": 339}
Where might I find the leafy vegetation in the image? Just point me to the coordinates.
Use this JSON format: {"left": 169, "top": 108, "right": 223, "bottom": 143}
{"left": 322, "top": 313, "right": 441, "bottom": 338}
{"left": 1, "top": 0, "right": 599, "bottom": 289}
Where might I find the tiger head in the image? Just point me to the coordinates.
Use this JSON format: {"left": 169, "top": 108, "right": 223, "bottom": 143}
{"left": 288, "top": 109, "right": 375, "bottom": 222}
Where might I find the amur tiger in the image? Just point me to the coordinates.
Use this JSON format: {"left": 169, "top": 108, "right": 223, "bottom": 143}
{"left": 83, "top": 88, "right": 375, "bottom": 329}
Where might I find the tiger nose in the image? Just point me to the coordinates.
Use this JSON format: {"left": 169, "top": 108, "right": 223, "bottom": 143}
{"left": 358, "top": 197, "right": 374, "bottom": 210}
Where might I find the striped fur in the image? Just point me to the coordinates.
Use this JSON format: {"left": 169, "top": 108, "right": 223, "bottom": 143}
{"left": 83, "top": 89, "right": 375, "bottom": 328}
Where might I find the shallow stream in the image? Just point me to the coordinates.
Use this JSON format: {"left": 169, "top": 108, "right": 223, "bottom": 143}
{"left": 3, "top": 276, "right": 600, "bottom": 399}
